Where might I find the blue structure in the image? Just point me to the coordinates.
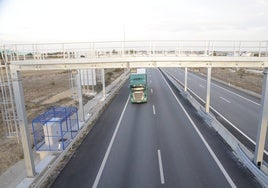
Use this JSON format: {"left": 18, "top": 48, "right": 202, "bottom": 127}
{"left": 32, "top": 106, "right": 79, "bottom": 151}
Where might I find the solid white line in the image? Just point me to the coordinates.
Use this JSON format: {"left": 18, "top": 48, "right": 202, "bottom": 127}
{"left": 213, "top": 82, "right": 260, "bottom": 106}
{"left": 188, "top": 87, "right": 268, "bottom": 156}
{"left": 188, "top": 71, "right": 260, "bottom": 106}
{"left": 157, "top": 149, "right": 165, "bottom": 184}
{"left": 160, "top": 71, "right": 237, "bottom": 188}
{"left": 168, "top": 69, "right": 268, "bottom": 156}
{"left": 220, "top": 97, "right": 231, "bottom": 103}
{"left": 153, "top": 105, "right": 156, "bottom": 115}
{"left": 92, "top": 96, "right": 130, "bottom": 188}
{"left": 151, "top": 88, "right": 153, "bottom": 94}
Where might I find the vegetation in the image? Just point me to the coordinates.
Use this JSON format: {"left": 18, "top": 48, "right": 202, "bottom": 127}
{"left": 50, "top": 81, "right": 56, "bottom": 86}
{"left": 237, "top": 68, "right": 246, "bottom": 79}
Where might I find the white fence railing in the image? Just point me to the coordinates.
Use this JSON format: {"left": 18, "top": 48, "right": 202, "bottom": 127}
{"left": 1, "top": 40, "right": 268, "bottom": 62}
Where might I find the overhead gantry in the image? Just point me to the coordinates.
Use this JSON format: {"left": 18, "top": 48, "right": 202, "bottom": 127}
{"left": 2, "top": 40, "right": 268, "bottom": 177}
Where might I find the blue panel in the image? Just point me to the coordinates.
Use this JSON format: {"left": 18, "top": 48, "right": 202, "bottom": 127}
{"left": 31, "top": 106, "right": 79, "bottom": 151}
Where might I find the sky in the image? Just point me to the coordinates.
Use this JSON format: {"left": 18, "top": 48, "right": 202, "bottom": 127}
{"left": 0, "top": 0, "right": 267, "bottom": 44}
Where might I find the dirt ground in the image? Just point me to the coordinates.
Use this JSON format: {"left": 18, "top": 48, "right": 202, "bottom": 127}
{"left": 0, "top": 68, "right": 123, "bottom": 175}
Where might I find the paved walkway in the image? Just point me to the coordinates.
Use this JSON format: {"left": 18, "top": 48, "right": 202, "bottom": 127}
{"left": 0, "top": 159, "right": 28, "bottom": 188}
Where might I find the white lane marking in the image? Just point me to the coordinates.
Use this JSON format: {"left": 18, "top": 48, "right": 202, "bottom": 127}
{"left": 187, "top": 87, "right": 268, "bottom": 156}
{"left": 151, "top": 88, "right": 153, "bottom": 94}
{"left": 199, "top": 84, "right": 205, "bottom": 88}
{"left": 188, "top": 71, "right": 260, "bottom": 106}
{"left": 169, "top": 69, "right": 268, "bottom": 155}
{"left": 92, "top": 96, "right": 130, "bottom": 188}
{"left": 213, "top": 82, "right": 260, "bottom": 106}
{"left": 157, "top": 149, "right": 165, "bottom": 184}
{"left": 153, "top": 105, "right": 156, "bottom": 115}
{"left": 160, "top": 71, "right": 237, "bottom": 188}
{"left": 220, "top": 97, "right": 231, "bottom": 104}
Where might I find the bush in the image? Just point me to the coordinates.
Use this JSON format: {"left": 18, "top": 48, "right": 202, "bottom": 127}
{"left": 50, "top": 81, "right": 55, "bottom": 86}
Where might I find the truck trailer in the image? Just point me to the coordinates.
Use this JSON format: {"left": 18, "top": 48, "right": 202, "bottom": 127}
{"left": 129, "top": 68, "right": 148, "bottom": 103}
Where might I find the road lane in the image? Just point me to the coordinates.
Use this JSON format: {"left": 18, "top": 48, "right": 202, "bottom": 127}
{"left": 51, "top": 83, "right": 130, "bottom": 188}
{"left": 51, "top": 68, "right": 261, "bottom": 188}
{"left": 96, "top": 95, "right": 160, "bottom": 187}
{"left": 93, "top": 95, "right": 130, "bottom": 188}
{"left": 149, "top": 69, "right": 233, "bottom": 187}
{"left": 164, "top": 68, "right": 268, "bottom": 152}
{"left": 159, "top": 68, "right": 260, "bottom": 187}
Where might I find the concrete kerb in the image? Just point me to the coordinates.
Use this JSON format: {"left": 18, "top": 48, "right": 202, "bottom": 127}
{"left": 163, "top": 70, "right": 268, "bottom": 188}
{"left": 29, "top": 71, "right": 130, "bottom": 188}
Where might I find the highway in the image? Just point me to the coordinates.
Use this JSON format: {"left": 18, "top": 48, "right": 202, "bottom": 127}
{"left": 51, "top": 68, "right": 260, "bottom": 188}
{"left": 164, "top": 68, "right": 268, "bottom": 155}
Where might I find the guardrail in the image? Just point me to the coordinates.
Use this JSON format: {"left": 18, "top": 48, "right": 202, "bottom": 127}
{"left": 1, "top": 40, "right": 268, "bottom": 62}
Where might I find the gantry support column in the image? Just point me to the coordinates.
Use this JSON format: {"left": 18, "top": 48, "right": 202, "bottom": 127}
{"left": 91, "top": 69, "right": 95, "bottom": 94}
{"left": 205, "top": 67, "right": 212, "bottom": 113}
{"left": 184, "top": 67, "right": 188, "bottom": 92}
{"left": 102, "top": 69, "right": 106, "bottom": 99}
{"left": 254, "top": 68, "right": 268, "bottom": 167}
{"left": 11, "top": 69, "right": 36, "bottom": 177}
{"left": 77, "top": 70, "right": 85, "bottom": 121}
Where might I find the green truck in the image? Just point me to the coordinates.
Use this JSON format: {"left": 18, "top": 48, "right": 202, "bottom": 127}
{"left": 129, "top": 68, "right": 148, "bottom": 103}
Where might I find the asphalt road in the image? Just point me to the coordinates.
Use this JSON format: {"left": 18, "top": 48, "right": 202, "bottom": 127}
{"left": 51, "top": 68, "right": 260, "bottom": 188}
{"left": 164, "top": 68, "right": 268, "bottom": 153}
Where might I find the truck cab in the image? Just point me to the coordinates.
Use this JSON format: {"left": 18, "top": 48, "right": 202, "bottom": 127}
{"left": 129, "top": 69, "right": 148, "bottom": 103}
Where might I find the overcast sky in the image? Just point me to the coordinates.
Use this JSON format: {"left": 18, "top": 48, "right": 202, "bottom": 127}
{"left": 0, "top": 0, "right": 267, "bottom": 44}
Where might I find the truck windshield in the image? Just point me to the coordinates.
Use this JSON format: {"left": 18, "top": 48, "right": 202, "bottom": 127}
{"left": 133, "top": 78, "right": 143, "bottom": 81}
{"left": 131, "top": 86, "right": 145, "bottom": 91}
